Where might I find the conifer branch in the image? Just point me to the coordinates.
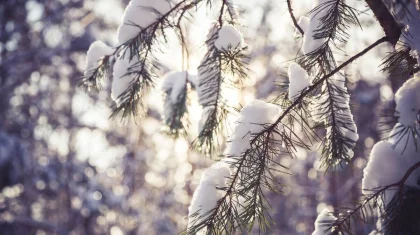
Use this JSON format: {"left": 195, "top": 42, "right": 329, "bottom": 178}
{"left": 315, "top": 76, "right": 358, "bottom": 169}
{"left": 192, "top": 24, "right": 228, "bottom": 156}
{"left": 327, "top": 161, "right": 420, "bottom": 234}
{"left": 162, "top": 80, "right": 189, "bottom": 138}
{"left": 193, "top": 15, "right": 248, "bottom": 155}
{"left": 271, "top": 37, "right": 387, "bottom": 136}
{"left": 185, "top": 37, "right": 387, "bottom": 234}
{"left": 81, "top": 0, "right": 205, "bottom": 118}
{"left": 80, "top": 54, "right": 113, "bottom": 91}
{"left": 381, "top": 42, "right": 419, "bottom": 80}
{"left": 386, "top": 123, "right": 420, "bottom": 154}
{"left": 288, "top": 0, "right": 366, "bottom": 169}
{"left": 299, "top": 0, "right": 361, "bottom": 75}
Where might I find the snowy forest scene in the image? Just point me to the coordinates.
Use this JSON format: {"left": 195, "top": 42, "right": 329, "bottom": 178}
{"left": 1, "top": 0, "right": 420, "bottom": 234}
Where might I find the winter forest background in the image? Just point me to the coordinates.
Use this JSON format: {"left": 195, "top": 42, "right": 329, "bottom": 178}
{"left": 0, "top": 0, "right": 419, "bottom": 234}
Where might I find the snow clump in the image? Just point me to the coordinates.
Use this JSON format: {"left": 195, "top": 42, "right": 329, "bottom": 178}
{"left": 214, "top": 25, "right": 244, "bottom": 51}
{"left": 117, "top": 0, "right": 172, "bottom": 45}
{"left": 84, "top": 41, "right": 113, "bottom": 78}
{"left": 288, "top": 62, "right": 312, "bottom": 99}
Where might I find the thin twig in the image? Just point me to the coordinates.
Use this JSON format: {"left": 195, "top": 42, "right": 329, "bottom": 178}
{"left": 287, "top": 0, "right": 304, "bottom": 35}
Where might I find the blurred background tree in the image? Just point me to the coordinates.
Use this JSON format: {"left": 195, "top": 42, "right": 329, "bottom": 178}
{"left": 0, "top": 0, "right": 415, "bottom": 234}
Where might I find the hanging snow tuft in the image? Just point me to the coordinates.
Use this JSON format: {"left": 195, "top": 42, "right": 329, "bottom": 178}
{"left": 196, "top": 25, "right": 220, "bottom": 107}
{"left": 288, "top": 62, "right": 312, "bottom": 99}
{"left": 312, "top": 208, "right": 336, "bottom": 235}
{"left": 214, "top": 25, "right": 244, "bottom": 51}
{"left": 394, "top": 73, "right": 420, "bottom": 127}
{"left": 117, "top": 0, "right": 172, "bottom": 45}
{"left": 85, "top": 41, "right": 113, "bottom": 77}
{"left": 294, "top": 16, "right": 310, "bottom": 37}
{"left": 225, "top": 100, "right": 282, "bottom": 157}
{"left": 310, "top": 74, "right": 359, "bottom": 165}
{"left": 362, "top": 138, "right": 420, "bottom": 205}
{"left": 161, "top": 71, "right": 195, "bottom": 127}
{"left": 362, "top": 141, "right": 403, "bottom": 194}
{"left": 362, "top": 74, "right": 420, "bottom": 206}
{"left": 162, "top": 71, "right": 195, "bottom": 104}
{"left": 188, "top": 161, "right": 231, "bottom": 230}
{"left": 302, "top": 0, "right": 328, "bottom": 54}
{"left": 111, "top": 56, "right": 138, "bottom": 105}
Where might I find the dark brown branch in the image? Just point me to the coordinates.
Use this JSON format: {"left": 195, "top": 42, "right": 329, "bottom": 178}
{"left": 365, "top": 0, "right": 401, "bottom": 45}
{"left": 287, "top": 0, "right": 304, "bottom": 35}
{"left": 218, "top": 0, "right": 226, "bottom": 27}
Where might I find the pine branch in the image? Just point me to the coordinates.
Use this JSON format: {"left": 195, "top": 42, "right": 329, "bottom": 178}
{"left": 382, "top": 185, "right": 420, "bottom": 234}
{"left": 110, "top": 49, "right": 156, "bottom": 119}
{"left": 193, "top": 20, "right": 248, "bottom": 155}
{"left": 381, "top": 41, "right": 419, "bottom": 80}
{"left": 272, "top": 93, "right": 320, "bottom": 147}
{"left": 193, "top": 25, "right": 227, "bottom": 155}
{"left": 288, "top": 0, "right": 365, "bottom": 170}
{"left": 82, "top": 0, "right": 192, "bottom": 88}
{"left": 81, "top": 0, "right": 205, "bottom": 118}
{"left": 386, "top": 123, "right": 420, "bottom": 154}
{"left": 299, "top": 0, "right": 361, "bottom": 75}
{"left": 313, "top": 76, "right": 358, "bottom": 169}
{"left": 186, "top": 126, "right": 294, "bottom": 234}
{"left": 184, "top": 37, "right": 388, "bottom": 234}
{"left": 327, "top": 161, "right": 420, "bottom": 234}
{"left": 378, "top": 105, "right": 400, "bottom": 136}
{"left": 80, "top": 54, "right": 113, "bottom": 91}
{"left": 118, "top": 0, "right": 197, "bottom": 60}
{"left": 162, "top": 81, "right": 189, "bottom": 138}
{"left": 218, "top": 0, "right": 238, "bottom": 25}
{"left": 311, "top": 0, "right": 361, "bottom": 44}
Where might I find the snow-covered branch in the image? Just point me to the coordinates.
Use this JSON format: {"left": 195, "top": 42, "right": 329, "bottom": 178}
{"left": 82, "top": 0, "right": 204, "bottom": 118}
{"left": 193, "top": 23, "right": 248, "bottom": 155}
{"left": 186, "top": 37, "right": 387, "bottom": 234}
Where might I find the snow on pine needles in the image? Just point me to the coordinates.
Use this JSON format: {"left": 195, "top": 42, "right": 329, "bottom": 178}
{"left": 85, "top": 41, "right": 113, "bottom": 80}
{"left": 187, "top": 100, "right": 284, "bottom": 234}
{"left": 312, "top": 208, "right": 336, "bottom": 235}
{"left": 362, "top": 73, "right": 420, "bottom": 206}
{"left": 214, "top": 25, "right": 244, "bottom": 51}
{"left": 117, "top": 0, "right": 172, "bottom": 45}
{"left": 287, "top": 62, "right": 312, "bottom": 100}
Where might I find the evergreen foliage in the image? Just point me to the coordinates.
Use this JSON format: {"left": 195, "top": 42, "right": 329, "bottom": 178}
{"left": 80, "top": 0, "right": 420, "bottom": 234}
